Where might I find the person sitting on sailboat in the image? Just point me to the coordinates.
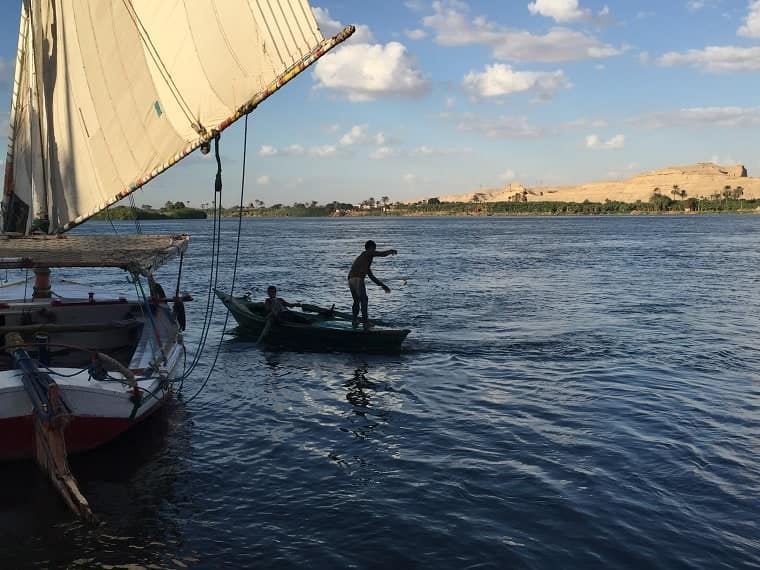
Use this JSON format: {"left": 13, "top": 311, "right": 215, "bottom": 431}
{"left": 265, "top": 286, "right": 303, "bottom": 322}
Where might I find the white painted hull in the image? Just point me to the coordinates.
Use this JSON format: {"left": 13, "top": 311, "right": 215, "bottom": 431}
{"left": 0, "top": 280, "right": 185, "bottom": 460}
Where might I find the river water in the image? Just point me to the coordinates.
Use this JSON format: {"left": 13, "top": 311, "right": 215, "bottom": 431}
{"left": 1, "top": 215, "right": 759, "bottom": 569}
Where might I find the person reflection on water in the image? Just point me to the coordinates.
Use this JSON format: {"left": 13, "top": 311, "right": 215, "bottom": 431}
{"left": 348, "top": 240, "right": 398, "bottom": 328}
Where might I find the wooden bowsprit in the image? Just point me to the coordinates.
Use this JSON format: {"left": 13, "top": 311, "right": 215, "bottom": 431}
{"left": 5, "top": 333, "right": 96, "bottom": 522}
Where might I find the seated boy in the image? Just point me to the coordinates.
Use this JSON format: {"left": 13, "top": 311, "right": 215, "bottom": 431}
{"left": 264, "top": 286, "right": 304, "bottom": 322}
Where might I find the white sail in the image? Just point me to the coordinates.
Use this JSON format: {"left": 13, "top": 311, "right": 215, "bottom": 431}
{"left": 3, "top": 0, "right": 352, "bottom": 234}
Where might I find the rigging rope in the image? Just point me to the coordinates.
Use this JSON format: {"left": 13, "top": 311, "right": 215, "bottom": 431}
{"left": 128, "top": 194, "right": 143, "bottom": 234}
{"left": 104, "top": 205, "right": 119, "bottom": 234}
{"left": 182, "top": 115, "right": 249, "bottom": 404}
{"left": 176, "top": 134, "right": 224, "bottom": 383}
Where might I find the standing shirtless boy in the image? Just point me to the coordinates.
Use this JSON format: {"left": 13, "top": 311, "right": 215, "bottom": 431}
{"left": 348, "top": 240, "right": 397, "bottom": 327}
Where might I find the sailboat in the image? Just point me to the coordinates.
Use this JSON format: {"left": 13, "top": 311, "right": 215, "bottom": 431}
{"left": 0, "top": 0, "right": 353, "bottom": 518}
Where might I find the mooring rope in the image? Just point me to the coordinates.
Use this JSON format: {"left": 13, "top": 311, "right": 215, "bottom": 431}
{"left": 176, "top": 134, "right": 225, "bottom": 384}
{"left": 183, "top": 115, "right": 249, "bottom": 404}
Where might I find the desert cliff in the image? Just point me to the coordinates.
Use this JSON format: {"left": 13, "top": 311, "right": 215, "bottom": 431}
{"left": 436, "top": 163, "right": 760, "bottom": 204}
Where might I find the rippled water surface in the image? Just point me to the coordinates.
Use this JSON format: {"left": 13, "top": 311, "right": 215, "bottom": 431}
{"left": 2, "top": 216, "right": 760, "bottom": 569}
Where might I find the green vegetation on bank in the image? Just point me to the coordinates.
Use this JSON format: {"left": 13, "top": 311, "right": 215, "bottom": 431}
{"left": 217, "top": 191, "right": 760, "bottom": 217}
{"left": 94, "top": 186, "right": 760, "bottom": 220}
{"left": 92, "top": 201, "right": 207, "bottom": 221}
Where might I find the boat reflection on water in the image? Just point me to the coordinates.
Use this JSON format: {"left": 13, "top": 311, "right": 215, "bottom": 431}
{"left": 0, "top": 403, "right": 195, "bottom": 567}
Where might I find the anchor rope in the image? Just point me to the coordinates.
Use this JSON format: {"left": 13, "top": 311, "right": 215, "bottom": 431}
{"left": 182, "top": 114, "right": 249, "bottom": 404}
{"left": 175, "top": 134, "right": 225, "bottom": 383}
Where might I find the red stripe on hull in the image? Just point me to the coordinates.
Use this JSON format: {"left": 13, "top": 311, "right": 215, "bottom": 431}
{"left": 0, "top": 400, "right": 168, "bottom": 460}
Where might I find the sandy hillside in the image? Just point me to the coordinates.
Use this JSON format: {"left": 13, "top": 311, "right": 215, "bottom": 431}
{"left": 436, "top": 163, "right": 760, "bottom": 204}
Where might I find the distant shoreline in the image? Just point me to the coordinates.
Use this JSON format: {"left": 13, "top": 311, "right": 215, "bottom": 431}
{"left": 98, "top": 197, "right": 760, "bottom": 221}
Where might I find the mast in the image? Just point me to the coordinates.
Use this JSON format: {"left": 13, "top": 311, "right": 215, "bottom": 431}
{"left": 28, "top": 0, "right": 49, "bottom": 232}
{"left": 2, "top": 1, "right": 30, "bottom": 232}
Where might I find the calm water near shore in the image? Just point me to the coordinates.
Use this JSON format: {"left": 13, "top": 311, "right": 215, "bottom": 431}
{"left": 2, "top": 215, "right": 759, "bottom": 568}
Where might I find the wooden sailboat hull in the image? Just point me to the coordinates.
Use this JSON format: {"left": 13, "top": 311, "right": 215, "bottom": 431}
{"left": 0, "top": 284, "right": 184, "bottom": 461}
{"left": 216, "top": 290, "right": 410, "bottom": 354}
{"left": 0, "top": 395, "right": 168, "bottom": 460}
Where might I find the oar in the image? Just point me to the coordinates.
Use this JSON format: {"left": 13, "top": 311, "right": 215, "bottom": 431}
{"left": 299, "top": 303, "right": 395, "bottom": 328}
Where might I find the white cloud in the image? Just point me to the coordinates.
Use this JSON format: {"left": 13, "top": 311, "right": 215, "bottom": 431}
{"left": 657, "top": 46, "right": 760, "bottom": 72}
{"left": 310, "top": 145, "right": 338, "bottom": 157}
{"left": 405, "top": 0, "right": 427, "bottom": 12}
{"left": 405, "top": 28, "right": 427, "bottom": 40}
{"left": 340, "top": 124, "right": 369, "bottom": 145}
{"left": 411, "top": 145, "right": 469, "bottom": 156}
{"left": 313, "top": 42, "right": 430, "bottom": 102}
{"left": 256, "top": 175, "right": 271, "bottom": 185}
{"left": 528, "top": 0, "right": 588, "bottom": 23}
{"left": 585, "top": 134, "right": 625, "bottom": 150}
{"left": 639, "top": 51, "right": 650, "bottom": 65}
{"left": 738, "top": 0, "right": 760, "bottom": 38}
{"left": 423, "top": 1, "right": 621, "bottom": 62}
{"left": 462, "top": 63, "right": 570, "bottom": 100}
{"left": 403, "top": 173, "right": 417, "bottom": 184}
{"left": 500, "top": 169, "right": 517, "bottom": 181}
{"left": 339, "top": 125, "right": 388, "bottom": 146}
{"left": 709, "top": 155, "right": 739, "bottom": 166}
{"left": 258, "top": 144, "right": 305, "bottom": 157}
{"left": 369, "top": 146, "right": 400, "bottom": 160}
{"left": 445, "top": 112, "right": 546, "bottom": 138}
{"left": 687, "top": 0, "right": 722, "bottom": 11}
{"left": 563, "top": 117, "right": 609, "bottom": 129}
{"left": 313, "top": 7, "right": 374, "bottom": 43}
{"left": 634, "top": 106, "right": 760, "bottom": 128}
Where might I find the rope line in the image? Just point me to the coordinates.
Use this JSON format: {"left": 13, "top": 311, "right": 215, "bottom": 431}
{"left": 176, "top": 135, "right": 224, "bottom": 382}
{"left": 183, "top": 115, "right": 249, "bottom": 404}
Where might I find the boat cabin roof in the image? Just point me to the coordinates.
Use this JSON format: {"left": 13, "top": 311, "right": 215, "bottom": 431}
{"left": 0, "top": 234, "right": 189, "bottom": 275}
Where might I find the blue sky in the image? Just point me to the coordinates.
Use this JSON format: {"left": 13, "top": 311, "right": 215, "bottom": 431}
{"left": 1, "top": 0, "right": 760, "bottom": 207}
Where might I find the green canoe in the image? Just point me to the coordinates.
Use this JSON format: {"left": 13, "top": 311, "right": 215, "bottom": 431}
{"left": 214, "top": 289, "right": 411, "bottom": 353}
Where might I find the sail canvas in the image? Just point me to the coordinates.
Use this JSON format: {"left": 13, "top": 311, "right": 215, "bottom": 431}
{"left": 3, "top": 0, "right": 348, "bottom": 234}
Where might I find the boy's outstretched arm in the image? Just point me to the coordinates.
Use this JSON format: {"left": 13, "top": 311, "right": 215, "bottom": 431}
{"left": 367, "top": 268, "right": 390, "bottom": 292}
{"left": 374, "top": 249, "right": 398, "bottom": 257}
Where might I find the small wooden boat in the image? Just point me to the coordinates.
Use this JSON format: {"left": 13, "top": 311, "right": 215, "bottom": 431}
{"left": 215, "top": 290, "right": 410, "bottom": 353}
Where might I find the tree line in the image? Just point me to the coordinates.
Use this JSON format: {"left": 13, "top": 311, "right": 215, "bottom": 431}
{"left": 93, "top": 185, "right": 760, "bottom": 221}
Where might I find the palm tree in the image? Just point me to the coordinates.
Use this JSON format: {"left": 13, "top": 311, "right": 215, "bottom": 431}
{"left": 671, "top": 185, "right": 680, "bottom": 200}
{"left": 733, "top": 186, "right": 744, "bottom": 200}
{"left": 381, "top": 196, "right": 390, "bottom": 207}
